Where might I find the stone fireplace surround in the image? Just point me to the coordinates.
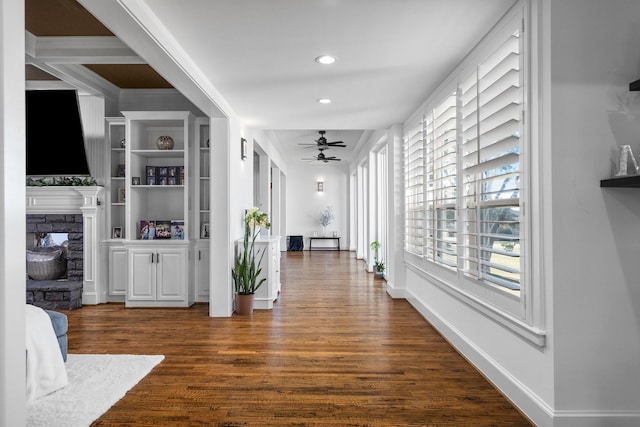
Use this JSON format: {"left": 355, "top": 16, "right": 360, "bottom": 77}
{"left": 26, "top": 186, "right": 104, "bottom": 305}
{"left": 27, "top": 215, "right": 83, "bottom": 281}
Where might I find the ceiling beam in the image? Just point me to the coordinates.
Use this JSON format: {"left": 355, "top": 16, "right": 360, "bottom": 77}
{"left": 27, "top": 33, "right": 143, "bottom": 64}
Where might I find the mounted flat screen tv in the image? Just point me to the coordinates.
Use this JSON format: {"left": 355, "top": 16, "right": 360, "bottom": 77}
{"left": 26, "top": 90, "right": 91, "bottom": 176}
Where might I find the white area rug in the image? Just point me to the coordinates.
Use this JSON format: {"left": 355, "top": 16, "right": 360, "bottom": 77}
{"left": 28, "top": 354, "right": 164, "bottom": 427}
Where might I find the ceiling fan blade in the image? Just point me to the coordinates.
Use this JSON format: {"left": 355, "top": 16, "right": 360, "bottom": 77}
{"left": 297, "top": 143, "right": 318, "bottom": 146}
{"left": 327, "top": 140, "right": 344, "bottom": 145}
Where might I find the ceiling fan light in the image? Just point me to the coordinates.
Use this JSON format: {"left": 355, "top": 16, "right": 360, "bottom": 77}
{"left": 317, "top": 98, "right": 331, "bottom": 104}
{"left": 315, "top": 55, "right": 336, "bottom": 65}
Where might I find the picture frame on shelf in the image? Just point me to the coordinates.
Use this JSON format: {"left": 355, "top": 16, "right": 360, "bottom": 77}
{"left": 112, "top": 227, "right": 122, "bottom": 239}
{"left": 117, "top": 164, "right": 125, "bottom": 177}
{"left": 146, "top": 166, "right": 156, "bottom": 177}
{"left": 155, "top": 220, "right": 172, "bottom": 239}
{"left": 146, "top": 176, "right": 155, "bottom": 185}
{"left": 171, "top": 220, "right": 185, "bottom": 240}
{"left": 132, "top": 176, "right": 141, "bottom": 185}
{"left": 139, "top": 220, "right": 149, "bottom": 240}
{"left": 201, "top": 223, "right": 210, "bottom": 239}
{"left": 168, "top": 177, "right": 177, "bottom": 185}
{"left": 117, "top": 188, "right": 125, "bottom": 203}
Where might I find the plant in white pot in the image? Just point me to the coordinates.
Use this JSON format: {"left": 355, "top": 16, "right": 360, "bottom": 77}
{"left": 232, "top": 207, "right": 271, "bottom": 315}
{"left": 370, "top": 240, "right": 385, "bottom": 276}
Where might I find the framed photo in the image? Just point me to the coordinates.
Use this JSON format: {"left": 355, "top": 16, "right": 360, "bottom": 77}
{"left": 146, "top": 166, "right": 156, "bottom": 177}
{"left": 155, "top": 220, "right": 172, "bottom": 239}
{"left": 132, "top": 176, "right": 141, "bottom": 185}
{"left": 168, "top": 166, "right": 177, "bottom": 177}
{"left": 117, "top": 188, "right": 125, "bottom": 203}
{"left": 158, "top": 167, "right": 168, "bottom": 176}
{"left": 201, "top": 223, "right": 210, "bottom": 239}
{"left": 146, "top": 176, "right": 155, "bottom": 185}
{"left": 117, "top": 164, "right": 125, "bottom": 177}
{"left": 168, "top": 177, "right": 177, "bottom": 185}
{"left": 159, "top": 176, "right": 168, "bottom": 186}
{"left": 139, "top": 220, "right": 149, "bottom": 240}
{"left": 112, "top": 227, "right": 122, "bottom": 239}
{"left": 171, "top": 220, "right": 184, "bottom": 240}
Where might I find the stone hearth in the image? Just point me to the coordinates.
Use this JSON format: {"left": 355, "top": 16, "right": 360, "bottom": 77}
{"left": 26, "top": 279, "right": 83, "bottom": 310}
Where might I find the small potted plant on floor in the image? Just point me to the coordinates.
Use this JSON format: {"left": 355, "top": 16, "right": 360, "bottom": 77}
{"left": 232, "top": 207, "right": 271, "bottom": 315}
{"left": 370, "top": 240, "right": 385, "bottom": 276}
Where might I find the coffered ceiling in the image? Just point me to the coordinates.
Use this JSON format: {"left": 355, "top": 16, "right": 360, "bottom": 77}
{"left": 25, "top": 0, "right": 171, "bottom": 89}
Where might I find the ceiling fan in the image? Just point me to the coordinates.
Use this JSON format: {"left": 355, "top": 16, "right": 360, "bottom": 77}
{"left": 298, "top": 130, "right": 346, "bottom": 149}
{"left": 302, "top": 147, "right": 341, "bottom": 163}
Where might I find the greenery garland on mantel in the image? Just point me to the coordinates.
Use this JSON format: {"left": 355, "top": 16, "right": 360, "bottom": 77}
{"left": 26, "top": 176, "right": 97, "bottom": 187}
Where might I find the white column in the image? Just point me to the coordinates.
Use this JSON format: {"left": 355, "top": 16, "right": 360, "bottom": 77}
{"left": 0, "top": 0, "right": 26, "bottom": 423}
{"left": 76, "top": 187, "right": 104, "bottom": 304}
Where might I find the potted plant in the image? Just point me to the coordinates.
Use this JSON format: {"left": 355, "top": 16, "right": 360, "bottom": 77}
{"left": 370, "top": 240, "right": 385, "bottom": 276}
{"left": 232, "top": 207, "right": 271, "bottom": 314}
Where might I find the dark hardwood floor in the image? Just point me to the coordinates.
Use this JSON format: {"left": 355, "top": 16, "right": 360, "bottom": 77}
{"left": 66, "top": 250, "right": 532, "bottom": 426}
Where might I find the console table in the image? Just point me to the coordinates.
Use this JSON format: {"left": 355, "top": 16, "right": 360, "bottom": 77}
{"left": 309, "top": 236, "right": 340, "bottom": 251}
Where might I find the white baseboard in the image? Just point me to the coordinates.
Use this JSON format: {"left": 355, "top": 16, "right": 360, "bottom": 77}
{"left": 385, "top": 281, "right": 407, "bottom": 299}
{"left": 81, "top": 292, "right": 98, "bottom": 305}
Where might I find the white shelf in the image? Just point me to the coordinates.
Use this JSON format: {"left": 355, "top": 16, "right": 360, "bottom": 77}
{"left": 131, "top": 185, "right": 185, "bottom": 189}
{"left": 130, "top": 149, "right": 185, "bottom": 158}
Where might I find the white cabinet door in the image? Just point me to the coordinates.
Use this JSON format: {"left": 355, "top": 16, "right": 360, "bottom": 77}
{"left": 109, "top": 246, "right": 127, "bottom": 296}
{"left": 195, "top": 245, "right": 210, "bottom": 301}
{"left": 156, "top": 247, "right": 187, "bottom": 301}
{"left": 128, "top": 249, "right": 156, "bottom": 301}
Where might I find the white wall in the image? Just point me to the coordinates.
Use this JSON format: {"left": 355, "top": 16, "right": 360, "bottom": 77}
{"left": 549, "top": 0, "right": 640, "bottom": 419}
{"left": 286, "top": 163, "right": 348, "bottom": 249}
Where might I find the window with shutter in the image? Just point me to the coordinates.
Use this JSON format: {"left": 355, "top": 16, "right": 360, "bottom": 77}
{"left": 461, "top": 28, "right": 522, "bottom": 292}
{"left": 403, "top": 2, "right": 530, "bottom": 321}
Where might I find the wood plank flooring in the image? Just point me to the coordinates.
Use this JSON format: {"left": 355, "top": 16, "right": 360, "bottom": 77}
{"left": 66, "top": 250, "right": 532, "bottom": 426}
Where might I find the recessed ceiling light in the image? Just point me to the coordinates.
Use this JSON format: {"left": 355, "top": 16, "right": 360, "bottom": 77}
{"left": 317, "top": 98, "right": 332, "bottom": 104}
{"left": 315, "top": 55, "right": 337, "bottom": 65}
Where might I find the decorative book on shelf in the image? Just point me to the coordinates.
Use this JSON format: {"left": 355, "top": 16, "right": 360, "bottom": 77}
{"left": 145, "top": 165, "right": 184, "bottom": 185}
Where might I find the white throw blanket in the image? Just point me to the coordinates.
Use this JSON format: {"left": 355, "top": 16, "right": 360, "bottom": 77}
{"left": 26, "top": 305, "right": 68, "bottom": 401}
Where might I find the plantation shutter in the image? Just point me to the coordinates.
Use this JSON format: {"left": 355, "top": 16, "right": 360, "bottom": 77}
{"left": 404, "top": 119, "right": 425, "bottom": 256}
{"left": 460, "top": 28, "right": 523, "bottom": 290}
{"left": 430, "top": 93, "right": 457, "bottom": 267}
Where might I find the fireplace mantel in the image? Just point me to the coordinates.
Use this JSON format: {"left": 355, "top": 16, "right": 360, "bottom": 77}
{"left": 26, "top": 186, "right": 103, "bottom": 214}
{"left": 26, "top": 186, "right": 105, "bottom": 305}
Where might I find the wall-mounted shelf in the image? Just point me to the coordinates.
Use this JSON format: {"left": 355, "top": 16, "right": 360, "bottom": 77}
{"left": 630, "top": 79, "right": 640, "bottom": 91}
{"left": 600, "top": 175, "right": 640, "bottom": 187}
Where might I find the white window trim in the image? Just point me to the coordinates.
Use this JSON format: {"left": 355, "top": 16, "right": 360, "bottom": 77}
{"left": 402, "top": 1, "right": 546, "bottom": 346}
